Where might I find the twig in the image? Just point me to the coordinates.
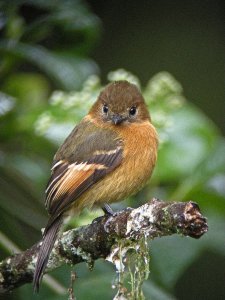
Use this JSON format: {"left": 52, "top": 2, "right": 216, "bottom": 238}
{"left": 0, "top": 198, "right": 208, "bottom": 293}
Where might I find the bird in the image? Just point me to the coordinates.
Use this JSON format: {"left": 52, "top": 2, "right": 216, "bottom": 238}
{"left": 33, "top": 80, "right": 158, "bottom": 292}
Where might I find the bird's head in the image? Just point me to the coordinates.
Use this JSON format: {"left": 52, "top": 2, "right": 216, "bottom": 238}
{"left": 89, "top": 81, "right": 150, "bottom": 126}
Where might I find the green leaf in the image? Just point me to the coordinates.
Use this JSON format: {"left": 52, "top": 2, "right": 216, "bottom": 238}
{"left": 0, "top": 166, "right": 47, "bottom": 230}
{"left": 171, "top": 139, "right": 225, "bottom": 203}
{"left": 143, "top": 280, "right": 177, "bottom": 300}
{"left": 154, "top": 104, "right": 220, "bottom": 182}
{"left": 0, "top": 40, "right": 99, "bottom": 90}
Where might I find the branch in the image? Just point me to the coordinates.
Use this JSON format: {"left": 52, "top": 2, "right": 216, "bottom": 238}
{"left": 0, "top": 198, "right": 208, "bottom": 293}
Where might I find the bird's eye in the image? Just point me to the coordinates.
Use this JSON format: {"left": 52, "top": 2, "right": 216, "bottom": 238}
{"left": 102, "top": 104, "right": 108, "bottom": 114}
{"left": 129, "top": 106, "right": 137, "bottom": 116}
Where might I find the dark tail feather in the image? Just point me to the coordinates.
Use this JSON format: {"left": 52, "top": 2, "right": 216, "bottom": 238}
{"left": 33, "top": 216, "right": 63, "bottom": 293}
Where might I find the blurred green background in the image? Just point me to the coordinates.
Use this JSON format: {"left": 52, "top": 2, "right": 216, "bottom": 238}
{"left": 0, "top": 1, "right": 224, "bottom": 299}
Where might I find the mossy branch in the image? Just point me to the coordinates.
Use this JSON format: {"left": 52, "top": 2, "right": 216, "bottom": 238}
{"left": 0, "top": 198, "right": 208, "bottom": 293}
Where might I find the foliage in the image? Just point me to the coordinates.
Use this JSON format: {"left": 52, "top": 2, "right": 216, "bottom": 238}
{"left": 0, "top": 1, "right": 225, "bottom": 300}
{"left": 1, "top": 68, "right": 225, "bottom": 299}
{"left": 0, "top": 0, "right": 100, "bottom": 91}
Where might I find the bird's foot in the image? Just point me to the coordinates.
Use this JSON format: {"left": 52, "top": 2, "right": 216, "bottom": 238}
{"left": 102, "top": 204, "right": 114, "bottom": 215}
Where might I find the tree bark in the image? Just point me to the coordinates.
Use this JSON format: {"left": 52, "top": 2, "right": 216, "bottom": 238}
{"left": 0, "top": 198, "right": 208, "bottom": 293}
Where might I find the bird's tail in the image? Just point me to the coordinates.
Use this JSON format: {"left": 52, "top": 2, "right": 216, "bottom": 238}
{"left": 33, "top": 216, "right": 63, "bottom": 293}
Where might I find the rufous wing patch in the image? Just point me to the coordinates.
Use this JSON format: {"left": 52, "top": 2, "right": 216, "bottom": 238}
{"left": 44, "top": 145, "right": 123, "bottom": 226}
{"left": 46, "top": 161, "right": 106, "bottom": 214}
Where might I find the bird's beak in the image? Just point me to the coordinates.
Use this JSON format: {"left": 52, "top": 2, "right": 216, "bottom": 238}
{"left": 112, "top": 114, "right": 126, "bottom": 125}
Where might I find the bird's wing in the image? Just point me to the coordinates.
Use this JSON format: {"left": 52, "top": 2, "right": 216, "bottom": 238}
{"left": 45, "top": 120, "right": 123, "bottom": 228}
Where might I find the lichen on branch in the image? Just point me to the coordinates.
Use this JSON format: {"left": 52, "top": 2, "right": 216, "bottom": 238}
{"left": 0, "top": 198, "right": 208, "bottom": 295}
